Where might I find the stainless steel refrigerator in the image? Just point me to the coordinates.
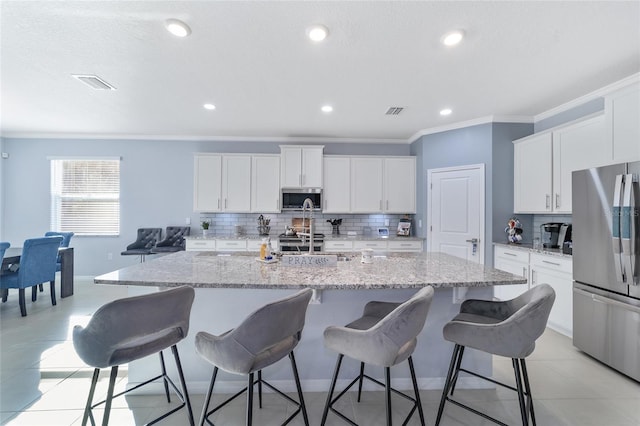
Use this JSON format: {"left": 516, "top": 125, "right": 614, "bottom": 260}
{"left": 572, "top": 162, "right": 639, "bottom": 382}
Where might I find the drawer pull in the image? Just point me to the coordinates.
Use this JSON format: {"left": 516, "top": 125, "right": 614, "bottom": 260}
{"left": 542, "top": 260, "right": 561, "bottom": 267}
{"left": 504, "top": 252, "right": 518, "bottom": 257}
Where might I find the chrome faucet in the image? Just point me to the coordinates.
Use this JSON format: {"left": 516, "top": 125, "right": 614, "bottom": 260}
{"left": 299, "top": 197, "right": 315, "bottom": 254}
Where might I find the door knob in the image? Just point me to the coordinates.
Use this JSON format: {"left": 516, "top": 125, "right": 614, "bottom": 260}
{"left": 466, "top": 238, "right": 479, "bottom": 256}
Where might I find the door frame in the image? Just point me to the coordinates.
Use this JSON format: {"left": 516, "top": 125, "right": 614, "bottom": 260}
{"left": 426, "top": 163, "right": 486, "bottom": 264}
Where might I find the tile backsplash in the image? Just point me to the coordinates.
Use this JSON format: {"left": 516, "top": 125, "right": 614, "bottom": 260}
{"left": 199, "top": 212, "right": 413, "bottom": 237}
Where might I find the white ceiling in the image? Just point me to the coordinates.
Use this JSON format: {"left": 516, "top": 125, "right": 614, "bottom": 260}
{"left": 1, "top": 1, "right": 639, "bottom": 143}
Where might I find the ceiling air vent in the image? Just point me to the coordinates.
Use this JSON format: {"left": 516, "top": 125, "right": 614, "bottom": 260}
{"left": 72, "top": 74, "right": 116, "bottom": 90}
{"left": 385, "top": 107, "right": 404, "bottom": 115}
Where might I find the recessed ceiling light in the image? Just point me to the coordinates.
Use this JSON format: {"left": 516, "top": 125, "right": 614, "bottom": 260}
{"left": 441, "top": 30, "right": 464, "bottom": 46}
{"left": 165, "top": 19, "right": 191, "bottom": 37}
{"left": 203, "top": 103, "right": 216, "bottom": 110}
{"left": 440, "top": 108, "right": 452, "bottom": 116}
{"left": 321, "top": 105, "right": 333, "bottom": 113}
{"left": 307, "top": 24, "right": 329, "bottom": 42}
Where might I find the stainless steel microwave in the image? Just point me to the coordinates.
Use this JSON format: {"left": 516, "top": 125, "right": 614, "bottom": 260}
{"left": 281, "top": 188, "right": 322, "bottom": 211}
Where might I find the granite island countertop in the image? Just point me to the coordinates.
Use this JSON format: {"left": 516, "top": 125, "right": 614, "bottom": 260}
{"left": 95, "top": 251, "right": 526, "bottom": 290}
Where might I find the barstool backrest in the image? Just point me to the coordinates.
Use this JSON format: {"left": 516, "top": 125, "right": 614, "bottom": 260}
{"left": 226, "top": 288, "right": 313, "bottom": 356}
{"left": 367, "top": 286, "right": 434, "bottom": 362}
{"left": 73, "top": 286, "right": 195, "bottom": 368}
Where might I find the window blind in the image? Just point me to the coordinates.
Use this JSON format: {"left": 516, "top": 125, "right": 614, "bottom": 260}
{"left": 50, "top": 159, "right": 120, "bottom": 236}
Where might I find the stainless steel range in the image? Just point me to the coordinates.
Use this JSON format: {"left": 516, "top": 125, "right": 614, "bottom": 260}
{"left": 278, "top": 233, "right": 325, "bottom": 252}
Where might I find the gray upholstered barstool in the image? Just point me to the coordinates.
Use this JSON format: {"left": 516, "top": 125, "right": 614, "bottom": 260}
{"left": 195, "top": 288, "right": 313, "bottom": 426}
{"left": 435, "top": 284, "right": 556, "bottom": 426}
{"left": 73, "top": 286, "right": 196, "bottom": 426}
{"left": 320, "top": 286, "right": 434, "bottom": 426}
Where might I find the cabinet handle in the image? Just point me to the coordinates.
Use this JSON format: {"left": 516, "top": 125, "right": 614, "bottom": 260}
{"left": 299, "top": 174, "right": 302, "bottom": 186}
{"left": 555, "top": 194, "right": 560, "bottom": 208}
{"left": 531, "top": 269, "right": 536, "bottom": 284}
{"left": 542, "top": 260, "right": 561, "bottom": 267}
{"left": 218, "top": 199, "right": 221, "bottom": 209}
{"left": 522, "top": 266, "right": 527, "bottom": 278}
{"left": 386, "top": 200, "right": 389, "bottom": 210}
{"left": 504, "top": 252, "right": 517, "bottom": 257}
{"left": 546, "top": 194, "right": 550, "bottom": 209}
{"left": 225, "top": 198, "right": 228, "bottom": 208}
{"left": 379, "top": 200, "right": 383, "bottom": 210}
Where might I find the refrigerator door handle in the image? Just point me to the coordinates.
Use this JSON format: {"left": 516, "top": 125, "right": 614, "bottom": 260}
{"left": 621, "top": 173, "right": 637, "bottom": 285}
{"left": 612, "top": 174, "right": 624, "bottom": 284}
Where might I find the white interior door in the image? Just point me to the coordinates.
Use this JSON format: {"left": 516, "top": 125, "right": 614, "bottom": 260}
{"left": 428, "top": 164, "right": 485, "bottom": 264}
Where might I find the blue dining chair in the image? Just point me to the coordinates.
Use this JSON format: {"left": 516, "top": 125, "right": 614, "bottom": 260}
{"left": 0, "top": 236, "right": 62, "bottom": 317}
{"left": 44, "top": 231, "right": 74, "bottom": 272}
{"left": 0, "top": 242, "right": 9, "bottom": 259}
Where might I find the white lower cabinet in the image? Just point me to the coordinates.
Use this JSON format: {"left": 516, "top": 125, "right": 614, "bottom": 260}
{"left": 493, "top": 246, "right": 573, "bottom": 337}
{"left": 530, "top": 253, "right": 573, "bottom": 337}
{"left": 493, "top": 246, "right": 530, "bottom": 301}
{"left": 185, "top": 239, "right": 217, "bottom": 251}
{"left": 324, "top": 240, "right": 354, "bottom": 253}
{"left": 324, "top": 239, "right": 423, "bottom": 253}
{"left": 387, "top": 240, "right": 423, "bottom": 252}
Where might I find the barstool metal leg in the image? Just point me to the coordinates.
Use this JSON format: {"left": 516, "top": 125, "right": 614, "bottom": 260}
{"left": 321, "top": 354, "right": 344, "bottom": 426}
{"left": 520, "top": 359, "right": 536, "bottom": 426}
{"left": 102, "top": 366, "right": 118, "bottom": 426}
{"left": 408, "top": 356, "right": 425, "bottom": 426}
{"left": 81, "top": 369, "right": 100, "bottom": 426}
{"left": 450, "top": 345, "right": 465, "bottom": 395}
{"left": 171, "top": 345, "right": 195, "bottom": 426}
{"left": 247, "top": 372, "right": 254, "bottom": 426}
{"left": 385, "top": 367, "right": 392, "bottom": 426}
{"left": 199, "top": 367, "right": 218, "bottom": 426}
{"left": 357, "top": 362, "right": 365, "bottom": 402}
{"left": 258, "top": 370, "right": 263, "bottom": 409}
{"left": 435, "top": 344, "right": 462, "bottom": 426}
{"left": 159, "top": 351, "right": 171, "bottom": 403}
{"left": 512, "top": 358, "right": 529, "bottom": 426}
{"left": 289, "top": 351, "right": 310, "bottom": 426}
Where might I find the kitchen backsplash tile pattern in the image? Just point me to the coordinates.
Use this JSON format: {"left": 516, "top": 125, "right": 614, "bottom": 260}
{"left": 199, "top": 213, "right": 413, "bottom": 237}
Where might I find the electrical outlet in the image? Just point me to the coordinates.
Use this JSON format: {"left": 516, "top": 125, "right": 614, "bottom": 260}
{"left": 419, "top": 220, "right": 422, "bottom": 228}
{"left": 186, "top": 217, "right": 191, "bottom": 225}
{"left": 384, "top": 219, "right": 390, "bottom": 226}
{"left": 107, "top": 253, "right": 113, "bottom": 260}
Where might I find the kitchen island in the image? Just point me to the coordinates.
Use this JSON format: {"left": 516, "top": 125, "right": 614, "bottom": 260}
{"left": 94, "top": 251, "right": 526, "bottom": 394}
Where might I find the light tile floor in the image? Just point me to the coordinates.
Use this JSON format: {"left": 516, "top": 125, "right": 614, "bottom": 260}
{"left": 1, "top": 278, "right": 639, "bottom": 425}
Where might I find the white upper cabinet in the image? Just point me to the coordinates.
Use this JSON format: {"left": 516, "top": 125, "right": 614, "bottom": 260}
{"left": 222, "top": 156, "right": 252, "bottom": 212}
{"left": 323, "top": 157, "right": 351, "bottom": 213}
{"left": 349, "top": 156, "right": 416, "bottom": 213}
{"left": 384, "top": 157, "right": 416, "bottom": 213}
{"left": 251, "top": 155, "right": 280, "bottom": 213}
{"left": 552, "top": 115, "right": 606, "bottom": 212}
{"left": 351, "top": 157, "right": 384, "bottom": 212}
{"left": 514, "top": 133, "right": 553, "bottom": 213}
{"left": 194, "top": 154, "right": 223, "bottom": 212}
{"left": 194, "top": 154, "right": 251, "bottom": 212}
{"left": 514, "top": 114, "right": 607, "bottom": 214}
{"left": 605, "top": 83, "right": 640, "bottom": 163}
{"left": 280, "top": 145, "right": 324, "bottom": 188}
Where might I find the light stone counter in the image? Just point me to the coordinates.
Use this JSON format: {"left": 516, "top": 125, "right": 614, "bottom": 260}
{"left": 95, "top": 251, "right": 524, "bottom": 395}
{"left": 493, "top": 242, "right": 572, "bottom": 259}
{"left": 95, "top": 251, "right": 525, "bottom": 289}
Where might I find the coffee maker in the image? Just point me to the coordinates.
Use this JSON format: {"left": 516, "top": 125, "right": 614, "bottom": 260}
{"left": 540, "top": 222, "right": 572, "bottom": 249}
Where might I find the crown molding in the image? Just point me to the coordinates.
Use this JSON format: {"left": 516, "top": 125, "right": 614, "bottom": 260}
{"left": 534, "top": 72, "right": 640, "bottom": 122}
{"left": 407, "top": 115, "right": 534, "bottom": 144}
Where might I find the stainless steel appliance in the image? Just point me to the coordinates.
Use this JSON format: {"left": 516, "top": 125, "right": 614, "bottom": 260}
{"left": 278, "top": 233, "right": 324, "bottom": 252}
{"left": 281, "top": 188, "right": 322, "bottom": 211}
{"left": 572, "top": 162, "right": 639, "bottom": 382}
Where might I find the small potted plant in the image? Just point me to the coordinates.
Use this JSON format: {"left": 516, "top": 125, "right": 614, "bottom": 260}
{"left": 201, "top": 219, "right": 212, "bottom": 237}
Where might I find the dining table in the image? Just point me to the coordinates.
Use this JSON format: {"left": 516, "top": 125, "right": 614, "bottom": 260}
{"left": 1, "top": 247, "right": 75, "bottom": 298}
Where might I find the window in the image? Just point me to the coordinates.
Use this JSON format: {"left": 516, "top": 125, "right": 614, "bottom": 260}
{"left": 50, "top": 158, "right": 120, "bottom": 236}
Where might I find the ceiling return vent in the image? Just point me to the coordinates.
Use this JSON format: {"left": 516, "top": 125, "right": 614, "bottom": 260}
{"left": 385, "top": 107, "right": 404, "bottom": 115}
{"left": 72, "top": 74, "right": 117, "bottom": 90}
